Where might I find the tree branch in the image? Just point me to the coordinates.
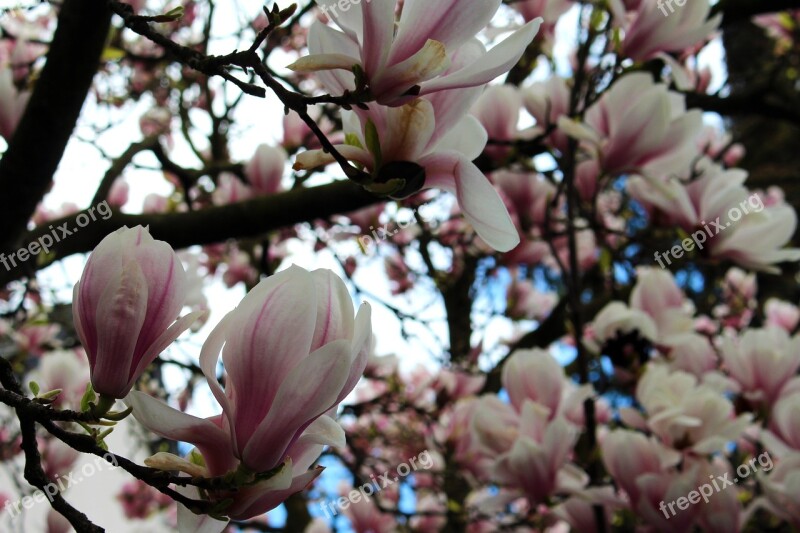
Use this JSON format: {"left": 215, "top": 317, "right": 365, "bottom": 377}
{"left": 0, "top": 0, "right": 112, "bottom": 254}
{"left": 0, "top": 180, "right": 381, "bottom": 284}
{"left": 714, "top": 0, "right": 800, "bottom": 26}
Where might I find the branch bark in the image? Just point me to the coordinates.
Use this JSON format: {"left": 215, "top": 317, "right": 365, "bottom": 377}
{"left": 0, "top": 180, "right": 381, "bottom": 285}
{"left": 714, "top": 0, "right": 800, "bottom": 25}
{"left": 0, "top": 0, "right": 112, "bottom": 254}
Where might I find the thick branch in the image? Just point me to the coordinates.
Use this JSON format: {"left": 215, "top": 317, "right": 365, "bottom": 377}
{"left": 714, "top": 0, "right": 800, "bottom": 26}
{"left": 686, "top": 91, "right": 800, "bottom": 126}
{"left": 0, "top": 0, "right": 112, "bottom": 254}
{"left": 0, "top": 180, "right": 380, "bottom": 284}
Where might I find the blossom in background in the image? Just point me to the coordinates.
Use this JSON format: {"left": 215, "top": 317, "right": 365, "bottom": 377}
{"left": 560, "top": 73, "right": 702, "bottom": 178}
{"left": 629, "top": 163, "right": 800, "bottom": 272}
{"left": 523, "top": 76, "right": 571, "bottom": 153}
{"left": 610, "top": 0, "right": 721, "bottom": 61}
{"left": 72, "top": 226, "right": 203, "bottom": 399}
{"left": 127, "top": 266, "right": 372, "bottom": 530}
{"left": 628, "top": 365, "right": 751, "bottom": 454}
{"left": 289, "top": 0, "right": 541, "bottom": 105}
{"left": 295, "top": 92, "right": 520, "bottom": 251}
{"left": 0, "top": 61, "right": 30, "bottom": 141}
{"left": 246, "top": 144, "right": 287, "bottom": 195}
{"left": 719, "top": 328, "right": 800, "bottom": 406}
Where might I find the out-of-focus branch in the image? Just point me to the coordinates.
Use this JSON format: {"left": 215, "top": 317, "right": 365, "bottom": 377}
{"left": 0, "top": 180, "right": 381, "bottom": 284}
{"left": 0, "top": 0, "right": 112, "bottom": 254}
{"left": 0, "top": 360, "right": 103, "bottom": 532}
{"left": 686, "top": 91, "right": 800, "bottom": 125}
{"left": 92, "top": 136, "right": 159, "bottom": 206}
{"left": 714, "top": 0, "right": 800, "bottom": 26}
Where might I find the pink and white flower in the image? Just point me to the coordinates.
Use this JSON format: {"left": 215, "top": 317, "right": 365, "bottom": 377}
{"left": 127, "top": 266, "right": 372, "bottom": 528}
{"left": 289, "top": 0, "right": 541, "bottom": 105}
{"left": 72, "top": 226, "right": 202, "bottom": 399}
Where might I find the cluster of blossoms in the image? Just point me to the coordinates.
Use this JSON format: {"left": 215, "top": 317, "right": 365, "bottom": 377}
{"left": 1, "top": 0, "right": 800, "bottom": 531}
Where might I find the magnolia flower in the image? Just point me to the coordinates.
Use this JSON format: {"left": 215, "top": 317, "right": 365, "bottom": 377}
{"left": 611, "top": 0, "right": 721, "bottom": 62}
{"left": 720, "top": 328, "right": 800, "bottom": 406}
{"left": 590, "top": 301, "right": 658, "bottom": 348}
{"left": 212, "top": 173, "right": 253, "bottom": 206}
{"left": 629, "top": 163, "right": 800, "bottom": 272}
{"left": 634, "top": 365, "right": 751, "bottom": 454}
{"left": 629, "top": 267, "right": 694, "bottom": 345}
{"left": 505, "top": 279, "right": 558, "bottom": 321}
{"left": 470, "top": 85, "right": 530, "bottom": 161}
{"left": 245, "top": 144, "right": 286, "bottom": 195}
{"left": 763, "top": 386, "right": 800, "bottom": 454}
{"left": 289, "top": 0, "right": 541, "bottom": 105}
{"left": 73, "top": 226, "right": 201, "bottom": 399}
{"left": 127, "top": 266, "right": 372, "bottom": 528}
{"left": 295, "top": 93, "right": 520, "bottom": 251}
{"left": 523, "top": 76, "right": 571, "bottom": 153}
{"left": 560, "top": 73, "right": 702, "bottom": 178}
{"left": 107, "top": 178, "right": 130, "bottom": 208}
{"left": 0, "top": 65, "right": 30, "bottom": 141}
{"left": 491, "top": 402, "right": 581, "bottom": 504}
{"left": 601, "top": 430, "right": 681, "bottom": 508}
{"left": 501, "top": 348, "right": 592, "bottom": 420}
{"left": 29, "top": 349, "right": 89, "bottom": 408}
{"left": 765, "top": 298, "right": 800, "bottom": 332}
{"left": 512, "top": 0, "right": 573, "bottom": 31}
{"left": 757, "top": 453, "right": 800, "bottom": 528}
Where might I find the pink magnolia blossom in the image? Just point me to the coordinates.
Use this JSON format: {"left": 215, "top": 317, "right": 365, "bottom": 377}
{"left": 127, "top": 266, "right": 372, "bottom": 528}
{"left": 629, "top": 267, "right": 695, "bottom": 345}
{"left": 108, "top": 178, "right": 130, "bottom": 208}
{"left": 491, "top": 403, "right": 581, "bottom": 504}
{"left": 72, "top": 226, "right": 202, "bottom": 399}
{"left": 610, "top": 0, "right": 721, "bottom": 62}
{"left": 46, "top": 508, "right": 73, "bottom": 533}
{"left": 289, "top": 0, "right": 541, "bottom": 105}
{"left": 560, "top": 73, "right": 702, "bottom": 178}
{"left": 512, "top": 0, "right": 573, "bottom": 35}
{"left": 757, "top": 453, "right": 800, "bottom": 527}
{"left": 221, "top": 248, "right": 257, "bottom": 288}
{"left": 635, "top": 464, "right": 703, "bottom": 532}
{"left": 502, "top": 348, "right": 586, "bottom": 418}
{"left": 634, "top": 365, "right": 751, "bottom": 454}
{"left": 764, "top": 386, "right": 800, "bottom": 454}
{"left": 720, "top": 327, "right": 800, "bottom": 406}
{"left": 601, "top": 429, "right": 681, "bottom": 508}
{"left": 13, "top": 323, "right": 60, "bottom": 357}
{"left": 506, "top": 279, "right": 558, "bottom": 321}
{"left": 0, "top": 65, "right": 30, "bottom": 141}
{"left": 471, "top": 85, "right": 534, "bottom": 161}
{"left": 629, "top": 163, "right": 800, "bottom": 272}
{"left": 245, "top": 144, "right": 286, "bottom": 195}
{"left": 212, "top": 173, "right": 253, "bottom": 206}
{"left": 523, "top": 76, "right": 571, "bottom": 154}
{"left": 589, "top": 301, "right": 658, "bottom": 348}
{"left": 295, "top": 92, "right": 520, "bottom": 251}
{"left": 40, "top": 438, "right": 80, "bottom": 480}
{"left": 342, "top": 487, "right": 398, "bottom": 533}
{"left": 765, "top": 298, "right": 800, "bottom": 332}
{"left": 30, "top": 349, "right": 90, "bottom": 408}
{"left": 492, "top": 171, "right": 555, "bottom": 231}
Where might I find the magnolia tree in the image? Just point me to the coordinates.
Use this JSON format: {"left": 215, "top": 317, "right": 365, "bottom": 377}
{"left": 1, "top": 0, "right": 800, "bottom": 531}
